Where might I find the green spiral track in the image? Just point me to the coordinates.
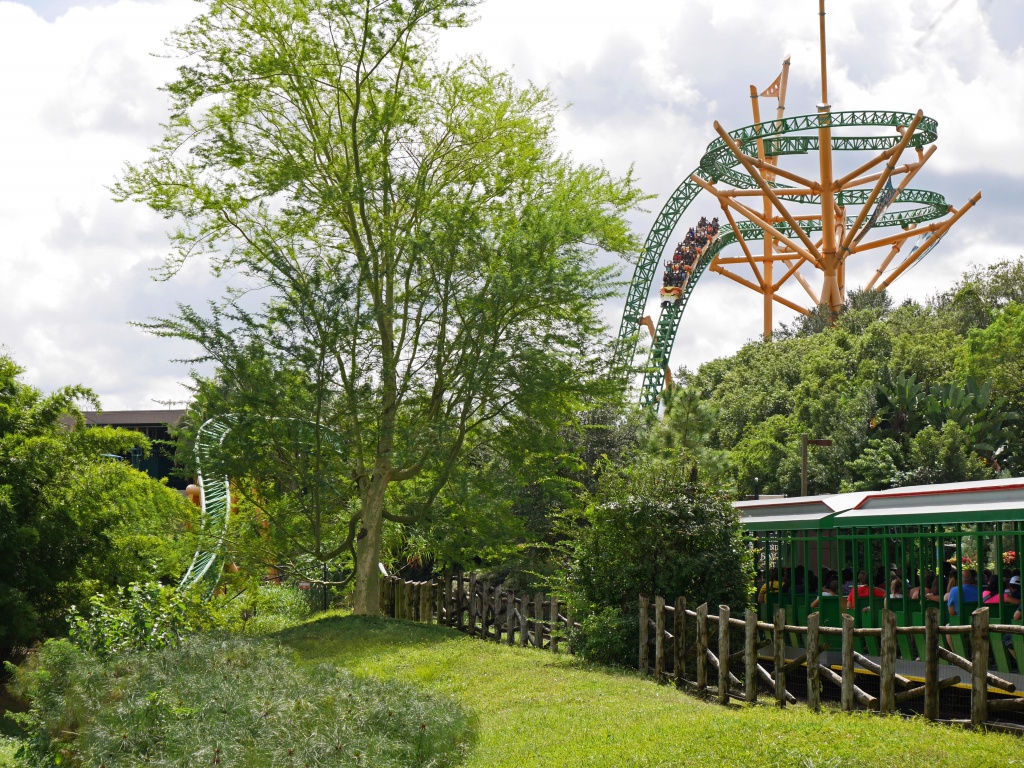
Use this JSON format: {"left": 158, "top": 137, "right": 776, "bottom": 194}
{"left": 617, "top": 110, "right": 952, "bottom": 408}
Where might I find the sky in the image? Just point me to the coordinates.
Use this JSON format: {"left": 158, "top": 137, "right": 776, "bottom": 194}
{"left": 1, "top": 0, "right": 1023, "bottom": 409}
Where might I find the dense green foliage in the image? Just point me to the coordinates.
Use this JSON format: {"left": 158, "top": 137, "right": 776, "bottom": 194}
{"left": 565, "top": 460, "right": 752, "bottom": 665}
{"left": 679, "top": 263, "right": 1024, "bottom": 496}
{"left": 11, "top": 635, "right": 467, "bottom": 767}
{"left": 0, "top": 357, "right": 197, "bottom": 657}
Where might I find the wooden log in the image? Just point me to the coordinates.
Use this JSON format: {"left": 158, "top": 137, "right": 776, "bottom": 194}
{"left": 490, "top": 587, "right": 500, "bottom": 642}
{"left": 519, "top": 596, "right": 529, "bottom": 647}
{"left": 407, "top": 579, "right": 415, "bottom": 622}
{"left": 706, "top": 648, "right": 743, "bottom": 689}
{"left": 755, "top": 663, "right": 797, "bottom": 704}
{"left": 506, "top": 590, "right": 516, "bottom": 646}
{"left": 880, "top": 609, "right": 897, "bottom": 714}
{"left": 718, "top": 605, "right": 731, "bottom": 705}
{"left": 895, "top": 676, "right": 960, "bottom": 705}
{"left": 972, "top": 607, "right": 990, "bottom": 727}
{"left": 807, "top": 611, "right": 820, "bottom": 713}
{"left": 566, "top": 603, "right": 574, "bottom": 655}
{"left": 774, "top": 608, "right": 786, "bottom": 708}
{"left": 674, "top": 597, "right": 687, "bottom": 687}
{"left": 729, "top": 638, "right": 771, "bottom": 664}
{"left": 987, "top": 697, "right": 1024, "bottom": 713}
{"left": 696, "top": 603, "right": 709, "bottom": 696}
{"left": 936, "top": 647, "right": 1016, "bottom": 692}
{"left": 852, "top": 651, "right": 913, "bottom": 688}
{"left": 655, "top": 597, "right": 666, "bottom": 680}
{"left": 443, "top": 575, "right": 451, "bottom": 626}
{"left": 467, "top": 574, "right": 477, "bottom": 637}
{"left": 925, "top": 607, "right": 939, "bottom": 720}
{"left": 783, "top": 653, "right": 808, "bottom": 673}
{"left": 841, "top": 613, "right": 855, "bottom": 712}
{"left": 534, "top": 591, "right": 545, "bottom": 649}
{"left": 817, "top": 664, "right": 878, "bottom": 710}
{"left": 481, "top": 579, "right": 490, "bottom": 638}
{"left": 744, "top": 607, "right": 758, "bottom": 705}
{"left": 639, "top": 595, "right": 650, "bottom": 673}
{"left": 457, "top": 572, "right": 465, "bottom": 631}
{"left": 550, "top": 597, "right": 559, "bottom": 653}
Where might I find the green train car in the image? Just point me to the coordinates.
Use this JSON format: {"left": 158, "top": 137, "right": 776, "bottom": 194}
{"left": 736, "top": 478, "right": 1024, "bottom": 680}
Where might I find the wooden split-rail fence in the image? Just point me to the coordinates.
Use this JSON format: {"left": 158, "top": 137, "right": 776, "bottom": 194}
{"left": 640, "top": 596, "right": 1024, "bottom": 731}
{"left": 379, "top": 573, "right": 578, "bottom": 653}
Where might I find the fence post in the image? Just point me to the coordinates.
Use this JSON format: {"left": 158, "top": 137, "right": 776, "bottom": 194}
{"left": 481, "top": 580, "right": 490, "bottom": 638}
{"left": 492, "top": 587, "right": 501, "bottom": 643}
{"left": 550, "top": 597, "right": 560, "bottom": 654}
{"left": 774, "top": 608, "right": 786, "bottom": 708}
{"left": 534, "top": 592, "right": 545, "bottom": 649}
{"left": 378, "top": 577, "right": 385, "bottom": 616}
{"left": 880, "top": 610, "right": 897, "bottom": 714}
{"left": 807, "top": 611, "right": 820, "bottom": 713}
{"left": 972, "top": 607, "right": 990, "bottom": 727}
{"left": 655, "top": 597, "right": 666, "bottom": 681}
{"left": 506, "top": 590, "right": 516, "bottom": 646}
{"left": 566, "top": 604, "right": 574, "bottom": 655}
{"left": 407, "top": 579, "right": 415, "bottom": 621}
{"left": 674, "top": 597, "right": 686, "bottom": 688}
{"left": 841, "top": 613, "right": 855, "bottom": 712}
{"left": 443, "top": 575, "right": 451, "bottom": 626}
{"left": 639, "top": 596, "right": 650, "bottom": 674}
{"left": 744, "top": 607, "right": 757, "bottom": 704}
{"left": 718, "top": 605, "right": 731, "bottom": 705}
{"left": 468, "top": 574, "right": 478, "bottom": 636}
{"left": 696, "top": 603, "right": 708, "bottom": 696}
{"left": 457, "top": 572, "right": 465, "bottom": 630}
{"left": 924, "top": 607, "right": 939, "bottom": 721}
{"left": 397, "top": 579, "right": 406, "bottom": 620}
{"left": 519, "top": 596, "right": 529, "bottom": 647}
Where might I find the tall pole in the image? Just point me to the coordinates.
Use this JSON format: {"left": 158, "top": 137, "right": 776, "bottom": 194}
{"left": 750, "top": 86, "right": 774, "bottom": 339}
{"left": 801, "top": 434, "right": 809, "bottom": 497}
{"left": 817, "top": 0, "right": 840, "bottom": 312}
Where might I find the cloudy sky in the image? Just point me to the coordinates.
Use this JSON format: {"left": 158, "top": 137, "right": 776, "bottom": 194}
{"left": 2, "top": 0, "right": 1023, "bottom": 409}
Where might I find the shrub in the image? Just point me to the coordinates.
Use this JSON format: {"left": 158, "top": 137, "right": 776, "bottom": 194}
{"left": 12, "top": 635, "right": 468, "bottom": 767}
{"left": 565, "top": 459, "right": 752, "bottom": 666}
{"left": 66, "top": 582, "right": 212, "bottom": 659}
{"left": 216, "top": 582, "right": 314, "bottom": 635}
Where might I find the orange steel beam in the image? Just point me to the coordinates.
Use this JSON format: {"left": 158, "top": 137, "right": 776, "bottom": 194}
{"left": 851, "top": 219, "right": 946, "bottom": 253}
{"left": 691, "top": 174, "right": 821, "bottom": 267}
{"left": 713, "top": 121, "right": 825, "bottom": 264}
{"left": 719, "top": 202, "right": 765, "bottom": 288}
{"left": 838, "top": 110, "right": 924, "bottom": 257}
{"left": 741, "top": 154, "right": 821, "bottom": 191}
{"left": 720, "top": 188, "right": 819, "bottom": 198}
{"left": 864, "top": 238, "right": 909, "bottom": 291}
{"left": 782, "top": 259, "right": 823, "bottom": 304}
{"left": 708, "top": 264, "right": 811, "bottom": 313}
{"left": 833, "top": 148, "right": 895, "bottom": 190}
{"left": 877, "top": 191, "right": 982, "bottom": 289}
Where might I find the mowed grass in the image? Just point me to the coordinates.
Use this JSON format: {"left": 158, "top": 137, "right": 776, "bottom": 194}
{"left": 280, "top": 615, "right": 1023, "bottom": 768}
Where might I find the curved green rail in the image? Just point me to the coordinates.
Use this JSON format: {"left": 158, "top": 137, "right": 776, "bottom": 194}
{"left": 618, "top": 110, "right": 951, "bottom": 408}
{"left": 179, "top": 417, "right": 233, "bottom": 596}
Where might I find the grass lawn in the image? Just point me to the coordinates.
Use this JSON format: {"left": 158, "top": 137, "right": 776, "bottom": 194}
{"left": 281, "top": 615, "right": 1023, "bottom": 768}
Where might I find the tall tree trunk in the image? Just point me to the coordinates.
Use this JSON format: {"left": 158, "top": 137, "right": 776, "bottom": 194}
{"left": 352, "top": 473, "right": 388, "bottom": 615}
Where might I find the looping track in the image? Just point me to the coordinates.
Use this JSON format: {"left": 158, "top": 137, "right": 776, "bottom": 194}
{"left": 616, "top": 110, "right": 951, "bottom": 409}
{"left": 179, "top": 417, "right": 233, "bottom": 596}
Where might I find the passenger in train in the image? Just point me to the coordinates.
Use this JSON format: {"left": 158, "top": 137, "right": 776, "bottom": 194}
{"left": 945, "top": 568, "right": 978, "bottom": 615}
{"left": 847, "top": 570, "right": 886, "bottom": 609}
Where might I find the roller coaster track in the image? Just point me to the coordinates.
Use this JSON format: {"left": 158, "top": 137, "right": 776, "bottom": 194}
{"left": 616, "top": 110, "right": 952, "bottom": 409}
{"left": 179, "top": 417, "right": 233, "bottom": 596}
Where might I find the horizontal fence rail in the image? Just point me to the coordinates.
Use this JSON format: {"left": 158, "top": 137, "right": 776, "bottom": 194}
{"left": 379, "top": 574, "right": 579, "bottom": 654}
{"left": 640, "top": 596, "right": 1024, "bottom": 732}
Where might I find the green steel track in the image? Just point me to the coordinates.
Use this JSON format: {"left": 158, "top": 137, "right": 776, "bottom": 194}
{"left": 179, "top": 417, "right": 234, "bottom": 597}
{"left": 617, "top": 110, "right": 951, "bottom": 409}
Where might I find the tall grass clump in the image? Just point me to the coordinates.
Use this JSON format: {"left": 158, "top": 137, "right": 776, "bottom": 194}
{"left": 217, "top": 583, "right": 315, "bottom": 635}
{"left": 12, "top": 636, "right": 468, "bottom": 767}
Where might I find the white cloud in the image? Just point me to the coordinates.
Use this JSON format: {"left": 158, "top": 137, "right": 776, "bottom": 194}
{"left": 1, "top": 0, "right": 1022, "bottom": 408}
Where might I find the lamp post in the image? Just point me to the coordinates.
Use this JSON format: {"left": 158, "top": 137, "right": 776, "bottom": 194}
{"left": 801, "top": 434, "right": 833, "bottom": 496}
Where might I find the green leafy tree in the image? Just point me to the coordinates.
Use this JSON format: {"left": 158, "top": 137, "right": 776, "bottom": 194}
{"left": 0, "top": 356, "right": 197, "bottom": 656}
{"left": 565, "top": 459, "right": 752, "bottom": 665}
{"left": 116, "top": 0, "right": 644, "bottom": 613}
